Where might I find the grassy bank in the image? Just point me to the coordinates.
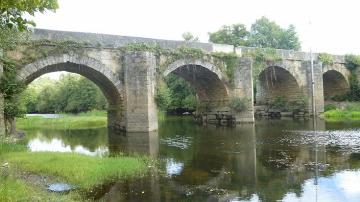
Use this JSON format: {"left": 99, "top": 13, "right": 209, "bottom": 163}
{"left": 324, "top": 103, "right": 360, "bottom": 121}
{"left": 324, "top": 109, "right": 360, "bottom": 121}
{"left": 16, "top": 110, "right": 107, "bottom": 130}
{"left": 0, "top": 142, "right": 152, "bottom": 200}
{"left": 4, "top": 152, "right": 149, "bottom": 189}
{"left": 0, "top": 175, "right": 82, "bottom": 202}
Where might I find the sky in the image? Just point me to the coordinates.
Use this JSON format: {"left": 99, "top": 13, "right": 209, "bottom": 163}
{"left": 31, "top": 0, "right": 360, "bottom": 55}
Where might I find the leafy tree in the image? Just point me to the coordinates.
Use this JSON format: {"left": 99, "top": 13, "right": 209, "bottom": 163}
{"left": 165, "top": 75, "right": 196, "bottom": 111}
{"left": 0, "top": 0, "right": 58, "bottom": 135}
{"left": 249, "top": 17, "right": 300, "bottom": 50}
{"left": 209, "top": 24, "right": 249, "bottom": 48}
{"left": 0, "top": 0, "right": 58, "bottom": 31}
{"left": 182, "top": 32, "right": 199, "bottom": 42}
{"left": 208, "top": 17, "right": 301, "bottom": 51}
{"left": 183, "top": 95, "right": 197, "bottom": 110}
{"left": 280, "top": 24, "right": 301, "bottom": 50}
{"left": 155, "top": 83, "right": 172, "bottom": 111}
{"left": 20, "top": 73, "right": 108, "bottom": 113}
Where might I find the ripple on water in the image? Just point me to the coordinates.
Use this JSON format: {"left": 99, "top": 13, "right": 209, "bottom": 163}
{"left": 160, "top": 135, "right": 192, "bottom": 149}
{"left": 279, "top": 129, "right": 360, "bottom": 153}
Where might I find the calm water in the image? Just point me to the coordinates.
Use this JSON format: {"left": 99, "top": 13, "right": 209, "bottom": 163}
{"left": 23, "top": 117, "right": 360, "bottom": 202}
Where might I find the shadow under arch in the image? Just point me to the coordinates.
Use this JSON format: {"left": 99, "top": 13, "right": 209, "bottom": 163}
{"left": 323, "top": 70, "right": 350, "bottom": 101}
{"left": 164, "top": 59, "right": 230, "bottom": 110}
{"left": 17, "top": 54, "right": 124, "bottom": 129}
{"left": 256, "top": 66, "right": 302, "bottom": 105}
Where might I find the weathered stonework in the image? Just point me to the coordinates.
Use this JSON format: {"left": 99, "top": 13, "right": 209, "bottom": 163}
{"left": 310, "top": 61, "right": 325, "bottom": 115}
{"left": 164, "top": 59, "right": 230, "bottom": 111}
{"left": 124, "top": 52, "right": 158, "bottom": 132}
{"left": 1, "top": 29, "right": 353, "bottom": 134}
{"left": 233, "top": 58, "right": 254, "bottom": 122}
{"left": 0, "top": 61, "right": 5, "bottom": 137}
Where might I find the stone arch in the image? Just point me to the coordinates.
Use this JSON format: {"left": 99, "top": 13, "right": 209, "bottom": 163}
{"left": 164, "top": 59, "right": 229, "bottom": 110}
{"left": 322, "top": 69, "right": 350, "bottom": 101}
{"left": 17, "top": 54, "right": 124, "bottom": 129}
{"left": 256, "top": 65, "right": 303, "bottom": 105}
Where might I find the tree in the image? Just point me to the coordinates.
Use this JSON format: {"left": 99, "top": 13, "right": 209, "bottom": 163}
{"left": 0, "top": 0, "right": 58, "bottom": 31}
{"left": 249, "top": 17, "right": 300, "bottom": 50}
{"left": 208, "top": 17, "right": 301, "bottom": 51}
{"left": 182, "top": 32, "right": 199, "bottom": 42}
{"left": 280, "top": 24, "right": 301, "bottom": 51}
{"left": 208, "top": 24, "right": 249, "bottom": 48}
{"left": 0, "top": 0, "right": 58, "bottom": 135}
{"left": 20, "top": 73, "right": 108, "bottom": 114}
{"left": 165, "top": 75, "right": 196, "bottom": 111}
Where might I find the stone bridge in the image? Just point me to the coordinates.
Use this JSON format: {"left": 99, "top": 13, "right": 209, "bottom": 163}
{"left": 0, "top": 29, "right": 354, "bottom": 133}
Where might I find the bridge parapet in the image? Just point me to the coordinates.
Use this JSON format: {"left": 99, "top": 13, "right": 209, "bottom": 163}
{"left": 1, "top": 29, "right": 355, "bottom": 135}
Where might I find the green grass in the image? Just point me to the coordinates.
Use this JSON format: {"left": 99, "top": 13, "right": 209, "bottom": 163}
{"left": 324, "top": 109, "right": 360, "bottom": 121}
{"left": 0, "top": 175, "right": 81, "bottom": 202}
{"left": 0, "top": 141, "right": 153, "bottom": 200}
{"left": 3, "top": 151, "right": 149, "bottom": 189}
{"left": 0, "top": 142, "right": 27, "bottom": 156}
{"left": 324, "top": 103, "right": 360, "bottom": 121}
{"left": 16, "top": 110, "right": 107, "bottom": 130}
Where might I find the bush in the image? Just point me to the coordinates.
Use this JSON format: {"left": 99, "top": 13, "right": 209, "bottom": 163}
{"left": 318, "top": 53, "right": 334, "bottom": 66}
{"left": 271, "top": 96, "right": 287, "bottom": 110}
{"left": 345, "top": 54, "right": 360, "bottom": 71}
{"left": 345, "top": 103, "right": 360, "bottom": 111}
{"left": 324, "top": 104, "right": 337, "bottom": 112}
{"left": 228, "top": 97, "right": 248, "bottom": 112}
{"left": 154, "top": 84, "right": 172, "bottom": 111}
{"left": 288, "top": 98, "right": 306, "bottom": 112}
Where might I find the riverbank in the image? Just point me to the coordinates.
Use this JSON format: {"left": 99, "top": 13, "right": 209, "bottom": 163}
{"left": 324, "top": 109, "right": 360, "bottom": 121}
{"left": 324, "top": 103, "right": 360, "bottom": 121}
{"left": 0, "top": 141, "right": 153, "bottom": 201}
{"left": 16, "top": 110, "right": 107, "bottom": 130}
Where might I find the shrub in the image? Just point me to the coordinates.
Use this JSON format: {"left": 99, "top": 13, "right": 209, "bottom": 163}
{"left": 271, "top": 96, "right": 287, "bottom": 110}
{"left": 345, "top": 54, "right": 360, "bottom": 71}
{"left": 154, "top": 84, "right": 172, "bottom": 111}
{"left": 318, "top": 53, "right": 334, "bottom": 66}
{"left": 324, "top": 104, "right": 337, "bottom": 112}
{"left": 288, "top": 97, "right": 306, "bottom": 112}
{"left": 228, "top": 97, "right": 248, "bottom": 112}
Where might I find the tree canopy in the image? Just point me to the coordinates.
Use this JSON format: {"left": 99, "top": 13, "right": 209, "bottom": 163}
{"left": 208, "top": 17, "right": 301, "bottom": 50}
{"left": 248, "top": 17, "right": 300, "bottom": 50}
{"left": 182, "top": 32, "right": 199, "bottom": 42}
{"left": 208, "top": 24, "right": 249, "bottom": 47}
{"left": 0, "top": 0, "right": 58, "bottom": 31}
{"left": 20, "top": 73, "right": 107, "bottom": 113}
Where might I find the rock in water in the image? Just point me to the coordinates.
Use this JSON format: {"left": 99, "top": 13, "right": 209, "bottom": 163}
{"left": 47, "top": 183, "right": 76, "bottom": 192}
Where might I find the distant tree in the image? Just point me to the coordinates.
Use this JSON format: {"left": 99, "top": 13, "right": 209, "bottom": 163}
{"left": 249, "top": 17, "right": 300, "bottom": 50}
{"left": 20, "top": 73, "right": 108, "bottom": 114}
{"left": 182, "top": 32, "right": 199, "bottom": 42}
{"left": 155, "top": 83, "right": 172, "bottom": 112}
{"left": 208, "top": 24, "right": 249, "bottom": 48}
{"left": 280, "top": 24, "right": 301, "bottom": 50}
{"left": 165, "top": 75, "right": 196, "bottom": 111}
{"left": 208, "top": 17, "right": 301, "bottom": 51}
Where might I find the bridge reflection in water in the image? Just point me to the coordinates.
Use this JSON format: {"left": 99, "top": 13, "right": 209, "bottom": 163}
{"left": 23, "top": 117, "right": 360, "bottom": 201}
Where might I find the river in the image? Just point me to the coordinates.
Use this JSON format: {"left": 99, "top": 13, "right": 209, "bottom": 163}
{"left": 22, "top": 116, "right": 360, "bottom": 201}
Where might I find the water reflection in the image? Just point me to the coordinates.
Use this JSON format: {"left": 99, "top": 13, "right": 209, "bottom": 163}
{"left": 25, "top": 128, "right": 109, "bottom": 156}
{"left": 28, "top": 138, "right": 108, "bottom": 156}
{"left": 22, "top": 117, "right": 360, "bottom": 201}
